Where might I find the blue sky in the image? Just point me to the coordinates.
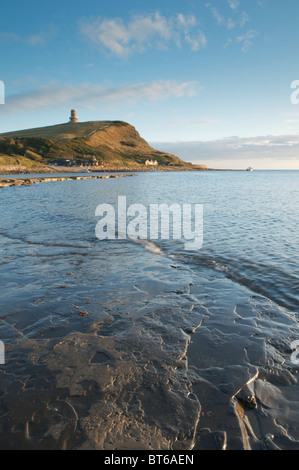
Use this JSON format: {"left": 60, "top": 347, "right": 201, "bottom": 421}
{"left": 1, "top": 0, "right": 299, "bottom": 169}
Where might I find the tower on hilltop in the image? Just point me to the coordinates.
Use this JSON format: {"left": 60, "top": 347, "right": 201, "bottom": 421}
{"left": 69, "top": 109, "right": 78, "bottom": 123}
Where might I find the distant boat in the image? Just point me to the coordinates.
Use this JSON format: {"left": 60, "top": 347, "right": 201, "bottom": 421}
{"left": 246, "top": 167, "right": 253, "bottom": 172}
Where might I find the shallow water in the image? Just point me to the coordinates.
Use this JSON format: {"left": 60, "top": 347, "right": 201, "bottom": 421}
{"left": 0, "top": 170, "right": 298, "bottom": 450}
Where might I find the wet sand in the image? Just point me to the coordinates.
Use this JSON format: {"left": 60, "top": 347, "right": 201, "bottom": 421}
{"left": 0, "top": 243, "right": 298, "bottom": 450}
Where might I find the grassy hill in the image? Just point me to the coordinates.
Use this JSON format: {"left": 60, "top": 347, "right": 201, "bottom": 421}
{"left": 0, "top": 121, "right": 194, "bottom": 172}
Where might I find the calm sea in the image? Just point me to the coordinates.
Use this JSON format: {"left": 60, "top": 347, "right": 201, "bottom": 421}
{"left": 1, "top": 170, "right": 297, "bottom": 310}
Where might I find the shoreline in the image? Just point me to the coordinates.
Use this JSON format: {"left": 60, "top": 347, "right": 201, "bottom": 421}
{"left": 0, "top": 173, "right": 135, "bottom": 188}
{"left": 0, "top": 165, "right": 243, "bottom": 176}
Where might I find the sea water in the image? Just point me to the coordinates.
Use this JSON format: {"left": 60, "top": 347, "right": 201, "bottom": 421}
{"left": 0, "top": 170, "right": 298, "bottom": 450}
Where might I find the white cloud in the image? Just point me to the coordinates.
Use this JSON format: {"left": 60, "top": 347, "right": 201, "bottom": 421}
{"left": 237, "top": 29, "right": 258, "bottom": 52}
{"left": 2, "top": 80, "right": 200, "bottom": 113}
{"left": 150, "top": 134, "right": 299, "bottom": 169}
{"left": 79, "top": 12, "right": 207, "bottom": 57}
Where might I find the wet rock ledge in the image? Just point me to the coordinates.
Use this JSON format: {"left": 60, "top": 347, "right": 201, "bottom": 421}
{"left": 0, "top": 174, "right": 135, "bottom": 188}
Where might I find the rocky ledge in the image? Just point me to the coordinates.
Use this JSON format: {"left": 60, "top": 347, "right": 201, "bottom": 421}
{"left": 0, "top": 174, "right": 135, "bottom": 188}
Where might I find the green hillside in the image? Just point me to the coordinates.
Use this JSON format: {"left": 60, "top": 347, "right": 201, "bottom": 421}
{"left": 0, "top": 120, "right": 192, "bottom": 171}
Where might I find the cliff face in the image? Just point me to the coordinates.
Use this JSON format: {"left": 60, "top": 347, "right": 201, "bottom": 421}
{"left": 0, "top": 121, "right": 188, "bottom": 170}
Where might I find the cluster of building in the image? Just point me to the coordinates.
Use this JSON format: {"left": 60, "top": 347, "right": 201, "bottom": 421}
{"left": 50, "top": 157, "right": 100, "bottom": 167}
{"left": 144, "top": 159, "right": 158, "bottom": 166}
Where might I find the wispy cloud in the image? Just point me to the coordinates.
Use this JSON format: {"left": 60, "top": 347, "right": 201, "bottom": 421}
{"left": 237, "top": 29, "right": 259, "bottom": 52}
{"left": 79, "top": 12, "right": 207, "bottom": 58}
{"left": 2, "top": 80, "right": 200, "bottom": 113}
{"left": 257, "top": 0, "right": 267, "bottom": 7}
{"left": 227, "top": 0, "right": 240, "bottom": 10}
{"left": 205, "top": 4, "right": 235, "bottom": 29}
{"left": 0, "top": 25, "right": 56, "bottom": 47}
{"left": 205, "top": 3, "right": 249, "bottom": 29}
{"left": 239, "top": 12, "right": 250, "bottom": 27}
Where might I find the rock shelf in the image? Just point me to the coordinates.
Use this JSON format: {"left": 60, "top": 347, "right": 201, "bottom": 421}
{"left": 0, "top": 174, "right": 135, "bottom": 188}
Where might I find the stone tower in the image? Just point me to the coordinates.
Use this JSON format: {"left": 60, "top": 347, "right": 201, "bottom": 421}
{"left": 69, "top": 109, "right": 78, "bottom": 123}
